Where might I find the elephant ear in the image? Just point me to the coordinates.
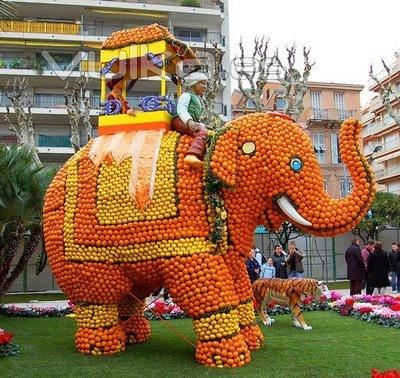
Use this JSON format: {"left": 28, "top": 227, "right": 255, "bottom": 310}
{"left": 208, "top": 126, "right": 239, "bottom": 187}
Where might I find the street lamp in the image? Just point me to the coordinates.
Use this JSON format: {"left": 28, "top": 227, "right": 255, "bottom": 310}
{"left": 368, "top": 145, "right": 383, "bottom": 164}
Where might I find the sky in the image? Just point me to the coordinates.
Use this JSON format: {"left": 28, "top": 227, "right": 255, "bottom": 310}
{"left": 228, "top": 0, "right": 400, "bottom": 106}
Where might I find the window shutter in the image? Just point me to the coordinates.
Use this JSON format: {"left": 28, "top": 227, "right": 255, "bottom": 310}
{"left": 331, "top": 134, "right": 339, "bottom": 164}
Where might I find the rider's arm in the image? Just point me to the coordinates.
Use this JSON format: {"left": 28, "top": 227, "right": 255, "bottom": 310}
{"left": 177, "top": 93, "right": 192, "bottom": 124}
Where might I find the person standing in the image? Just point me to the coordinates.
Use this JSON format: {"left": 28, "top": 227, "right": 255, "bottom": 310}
{"left": 286, "top": 241, "right": 306, "bottom": 278}
{"left": 260, "top": 258, "right": 276, "bottom": 279}
{"left": 272, "top": 244, "right": 288, "bottom": 279}
{"left": 345, "top": 237, "right": 365, "bottom": 295}
{"left": 367, "top": 242, "right": 390, "bottom": 295}
{"left": 388, "top": 242, "right": 398, "bottom": 294}
{"left": 246, "top": 249, "right": 261, "bottom": 283}
{"left": 361, "top": 240, "right": 375, "bottom": 295}
{"left": 253, "top": 247, "right": 267, "bottom": 267}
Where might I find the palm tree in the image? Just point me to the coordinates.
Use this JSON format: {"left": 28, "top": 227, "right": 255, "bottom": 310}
{"left": 0, "top": 145, "right": 56, "bottom": 297}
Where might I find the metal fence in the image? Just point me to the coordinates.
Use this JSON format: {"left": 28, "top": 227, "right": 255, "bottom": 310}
{"left": 254, "top": 228, "right": 400, "bottom": 281}
{"left": 8, "top": 228, "right": 400, "bottom": 293}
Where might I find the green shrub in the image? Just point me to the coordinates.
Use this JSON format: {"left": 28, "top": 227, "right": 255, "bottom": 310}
{"left": 181, "top": 0, "right": 201, "bottom": 7}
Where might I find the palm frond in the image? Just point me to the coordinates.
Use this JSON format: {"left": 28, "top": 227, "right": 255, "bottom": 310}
{"left": 0, "top": 145, "right": 54, "bottom": 228}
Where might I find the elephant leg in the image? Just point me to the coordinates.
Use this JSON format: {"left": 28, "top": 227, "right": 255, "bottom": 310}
{"left": 224, "top": 249, "right": 264, "bottom": 350}
{"left": 74, "top": 303, "right": 126, "bottom": 355}
{"left": 163, "top": 253, "right": 251, "bottom": 368}
{"left": 118, "top": 294, "right": 151, "bottom": 344}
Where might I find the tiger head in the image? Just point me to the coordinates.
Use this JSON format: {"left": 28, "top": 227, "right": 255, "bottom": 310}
{"left": 313, "top": 280, "right": 328, "bottom": 300}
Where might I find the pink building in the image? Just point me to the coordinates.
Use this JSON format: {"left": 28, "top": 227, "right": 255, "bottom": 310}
{"left": 231, "top": 81, "right": 363, "bottom": 198}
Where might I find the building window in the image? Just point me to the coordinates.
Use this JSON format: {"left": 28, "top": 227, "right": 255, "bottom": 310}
{"left": 387, "top": 182, "right": 400, "bottom": 195}
{"left": 313, "top": 133, "right": 326, "bottom": 163}
{"left": 330, "top": 134, "right": 340, "bottom": 164}
{"left": 246, "top": 98, "right": 255, "bottom": 109}
{"left": 310, "top": 91, "right": 325, "bottom": 118}
{"left": 383, "top": 112, "right": 396, "bottom": 127}
{"left": 334, "top": 92, "right": 347, "bottom": 120}
{"left": 384, "top": 133, "right": 398, "bottom": 151}
{"left": 275, "top": 97, "right": 286, "bottom": 111}
{"left": 174, "top": 27, "right": 207, "bottom": 43}
{"left": 340, "top": 178, "right": 352, "bottom": 197}
{"left": 36, "top": 52, "right": 75, "bottom": 71}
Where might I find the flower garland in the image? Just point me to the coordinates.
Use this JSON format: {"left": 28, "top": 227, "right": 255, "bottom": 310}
{"left": 0, "top": 329, "right": 20, "bottom": 357}
{"left": 203, "top": 127, "right": 229, "bottom": 248}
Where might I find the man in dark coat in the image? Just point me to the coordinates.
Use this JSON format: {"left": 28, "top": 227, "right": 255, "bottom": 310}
{"left": 246, "top": 249, "right": 261, "bottom": 283}
{"left": 345, "top": 237, "right": 365, "bottom": 295}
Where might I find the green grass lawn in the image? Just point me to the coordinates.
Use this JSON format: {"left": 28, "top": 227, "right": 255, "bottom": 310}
{"left": 327, "top": 281, "right": 350, "bottom": 290}
{"left": 1, "top": 312, "right": 398, "bottom": 378}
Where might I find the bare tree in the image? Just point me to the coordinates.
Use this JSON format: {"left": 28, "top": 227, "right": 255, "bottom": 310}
{"left": 234, "top": 36, "right": 275, "bottom": 112}
{"left": 275, "top": 45, "right": 314, "bottom": 121}
{"left": 64, "top": 75, "right": 93, "bottom": 152}
{"left": 2, "top": 78, "right": 40, "bottom": 165}
{"left": 196, "top": 42, "right": 225, "bottom": 129}
{"left": 369, "top": 59, "right": 400, "bottom": 125}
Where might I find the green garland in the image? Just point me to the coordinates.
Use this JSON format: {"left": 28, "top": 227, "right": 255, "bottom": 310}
{"left": 203, "top": 127, "right": 231, "bottom": 248}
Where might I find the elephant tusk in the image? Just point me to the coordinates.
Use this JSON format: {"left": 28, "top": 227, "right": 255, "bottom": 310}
{"left": 277, "top": 196, "right": 312, "bottom": 227}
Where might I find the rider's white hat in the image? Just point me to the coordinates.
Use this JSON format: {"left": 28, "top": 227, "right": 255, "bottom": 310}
{"left": 183, "top": 71, "right": 208, "bottom": 88}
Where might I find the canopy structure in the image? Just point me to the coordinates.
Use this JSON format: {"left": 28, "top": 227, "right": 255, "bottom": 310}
{"left": 98, "top": 24, "right": 200, "bottom": 135}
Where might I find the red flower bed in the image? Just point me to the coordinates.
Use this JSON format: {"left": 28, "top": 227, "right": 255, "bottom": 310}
{"left": 372, "top": 369, "right": 400, "bottom": 378}
{"left": 0, "top": 330, "right": 13, "bottom": 345}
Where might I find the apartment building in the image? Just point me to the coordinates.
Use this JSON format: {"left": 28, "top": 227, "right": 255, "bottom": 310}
{"left": 362, "top": 58, "right": 400, "bottom": 195}
{"left": 231, "top": 81, "right": 363, "bottom": 198}
{"left": 0, "top": 0, "right": 230, "bottom": 163}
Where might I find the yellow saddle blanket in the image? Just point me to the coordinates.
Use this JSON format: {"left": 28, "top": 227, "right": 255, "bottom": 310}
{"left": 89, "top": 130, "right": 164, "bottom": 210}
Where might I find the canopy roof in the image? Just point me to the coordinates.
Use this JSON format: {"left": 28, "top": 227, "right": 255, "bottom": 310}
{"left": 101, "top": 23, "right": 198, "bottom": 62}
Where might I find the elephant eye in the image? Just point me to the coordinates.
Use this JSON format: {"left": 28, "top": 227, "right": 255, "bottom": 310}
{"left": 242, "top": 141, "right": 256, "bottom": 155}
{"left": 290, "top": 157, "right": 303, "bottom": 172}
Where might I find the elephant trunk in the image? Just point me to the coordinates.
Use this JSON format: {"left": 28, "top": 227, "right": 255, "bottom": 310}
{"left": 278, "top": 118, "right": 376, "bottom": 236}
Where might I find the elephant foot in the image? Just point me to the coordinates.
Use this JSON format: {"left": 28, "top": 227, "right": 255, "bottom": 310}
{"left": 240, "top": 324, "right": 264, "bottom": 351}
{"left": 75, "top": 325, "right": 126, "bottom": 355}
{"left": 196, "top": 334, "right": 250, "bottom": 368}
{"left": 122, "top": 316, "right": 151, "bottom": 344}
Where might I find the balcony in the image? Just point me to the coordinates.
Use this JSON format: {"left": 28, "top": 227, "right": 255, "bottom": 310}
{"left": 0, "top": 20, "right": 79, "bottom": 35}
{"left": 0, "top": 57, "right": 102, "bottom": 80}
{"left": 368, "top": 59, "right": 400, "bottom": 90}
{"left": 173, "top": 29, "right": 225, "bottom": 46}
{"left": 375, "top": 165, "right": 400, "bottom": 182}
{"left": 362, "top": 122, "right": 380, "bottom": 138}
{"left": 80, "top": 61, "right": 102, "bottom": 73}
{"left": 37, "top": 135, "right": 71, "bottom": 148}
{"left": 0, "top": 94, "right": 99, "bottom": 118}
{"left": 363, "top": 116, "right": 397, "bottom": 139}
{"left": 117, "top": 0, "right": 223, "bottom": 10}
{"left": 304, "top": 108, "right": 358, "bottom": 122}
{"left": 34, "top": 94, "right": 66, "bottom": 109}
{"left": 0, "top": 20, "right": 224, "bottom": 51}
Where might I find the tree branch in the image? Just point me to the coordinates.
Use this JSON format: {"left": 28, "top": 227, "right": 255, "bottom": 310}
{"left": 369, "top": 60, "right": 400, "bottom": 125}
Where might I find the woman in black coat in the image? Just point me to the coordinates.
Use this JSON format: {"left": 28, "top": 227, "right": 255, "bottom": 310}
{"left": 367, "top": 242, "right": 390, "bottom": 294}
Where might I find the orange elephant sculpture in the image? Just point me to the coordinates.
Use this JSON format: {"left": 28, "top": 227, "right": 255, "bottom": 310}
{"left": 43, "top": 112, "right": 375, "bottom": 367}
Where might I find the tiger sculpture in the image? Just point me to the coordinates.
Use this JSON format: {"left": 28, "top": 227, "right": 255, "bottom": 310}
{"left": 252, "top": 278, "right": 327, "bottom": 331}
